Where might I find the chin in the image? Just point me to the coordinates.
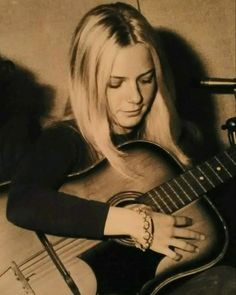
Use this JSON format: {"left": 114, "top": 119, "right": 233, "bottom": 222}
{"left": 120, "top": 119, "right": 142, "bottom": 130}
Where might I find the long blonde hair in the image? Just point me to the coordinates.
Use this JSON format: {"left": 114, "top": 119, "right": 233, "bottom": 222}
{"left": 69, "top": 2, "right": 189, "bottom": 175}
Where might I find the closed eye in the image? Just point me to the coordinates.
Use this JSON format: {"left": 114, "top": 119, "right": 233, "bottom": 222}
{"left": 108, "top": 82, "right": 122, "bottom": 88}
{"left": 108, "top": 78, "right": 124, "bottom": 89}
{"left": 139, "top": 71, "right": 155, "bottom": 84}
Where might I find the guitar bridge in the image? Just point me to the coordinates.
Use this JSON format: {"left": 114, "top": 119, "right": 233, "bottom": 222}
{"left": 11, "top": 261, "right": 35, "bottom": 294}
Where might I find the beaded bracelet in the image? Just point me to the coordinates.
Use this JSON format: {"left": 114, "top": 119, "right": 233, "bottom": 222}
{"left": 132, "top": 205, "right": 154, "bottom": 251}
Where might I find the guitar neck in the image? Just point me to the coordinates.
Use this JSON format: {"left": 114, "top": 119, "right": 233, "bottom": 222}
{"left": 138, "top": 146, "right": 236, "bottom": 214}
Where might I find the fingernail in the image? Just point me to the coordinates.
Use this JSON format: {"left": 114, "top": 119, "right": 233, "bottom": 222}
{"left": 175, "top": 254, "right": 182, "bottom": 261}
{"left": 195, "top": 247, "right": 199, "bottom": 253}
{"left": 200, "top": 234, "right": 205, "bottom": 240}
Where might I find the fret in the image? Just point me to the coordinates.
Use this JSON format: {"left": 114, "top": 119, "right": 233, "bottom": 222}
{"left": 205, "top": 162, "right": 224, "bottom": 184}
{"left": 197, "top": 166, "right": 215, "bottom": 188}
{"left": 167, "top": 180, "right": 187, "bottom": 206}
{"left": 217, "top": 151, "right": 236, "bottom": 174}
{"left": 152, "top": 188, "right": 172, "bottom": 213}
{"left": 138, "top": 145, "right": 235, "bottom": 216}
{"left": 165, "top": 183, "right": 183, "bottom": 209}
{"left": 224, "top": 151, "right": 236, "bottom": 172}
{"left": 138, "top": 195, "right": 153, "bottom": 208}
{"left": 188, "top": 170, "right": 208, "bottom": 192}
{"left": 206, "top": 157, "right": 231, "bottom": 181}
{"left": 214, "top": 156, "right": 232, "bottom": 177}
{"left": 172, "top": 179, "right": 188, "bottom": 205}
{"left": 179, "top": 174, "right": 198, "bottom": 198}
{"left": 173, "top": 174, "right": 197, "bottom": 202}
{"left": 145, "top": 191, "right": 165, "bottom": 213}
{"left": 159, "top": 185, "right": 179, "bottom": 211}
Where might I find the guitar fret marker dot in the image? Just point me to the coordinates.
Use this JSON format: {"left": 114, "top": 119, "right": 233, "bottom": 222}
{"left": 199, "top": 176, "right": 204, "bottom": 181}
{"left": 216, "top": 166, "right": 221, "bottom": 171}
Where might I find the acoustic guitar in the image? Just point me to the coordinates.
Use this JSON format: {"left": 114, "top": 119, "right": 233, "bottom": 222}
{"left": 0, "top": 140, "right": 235, "bottom": 294}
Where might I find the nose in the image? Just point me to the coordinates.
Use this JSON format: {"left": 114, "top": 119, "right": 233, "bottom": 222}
{"left": 127, "top": 81, "right": 142, "bottom": 104}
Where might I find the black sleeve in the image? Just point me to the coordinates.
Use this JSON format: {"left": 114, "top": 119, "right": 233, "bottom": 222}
{"left": 7, "top": 124, "right": 109, "bottom": 239}
{"left": 0, "top": 114, "right": 41, "bottom": 181}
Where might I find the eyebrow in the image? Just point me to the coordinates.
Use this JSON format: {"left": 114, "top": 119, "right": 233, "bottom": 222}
{"left": 110, "top": 68, "right": 155, "bottom": 79}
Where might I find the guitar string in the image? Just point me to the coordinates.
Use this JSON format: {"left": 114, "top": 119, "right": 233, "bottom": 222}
{"left": 24, "top": 242, "right": 92, "bottom": 282}
{"left": 197, "top": 166, "right": 215, "bottom": 187}
{"left": 205, "top": 162, "right": 224, "bottom": 183}
{"left": 178, "top": 175, "right": 196, "bottom": 200}
{"left": 22, "top": 242, "right": 86, "bottom": 282}
{"left": 21, "top": 238, "right": 90, "bottom": 274}
{"left": 159, "top": 185, "right": 179, "bottom": 210}
{"left": 16, "top": 148, "right": 236, "bottom": 281}
{"left": 27, "top": 240, "right": 100, "bottom": 283}
{"left": 165, "top": 182, "right": 187, "bottom": 207}
{"left": 225, "top": 150, "right": 236, "bottom": 165}
{"left": 179, "top": 173, "right": 199, "bottom": 198}
{"left": 22, "top": 238, "right": 99, "bottom": 281}
{"left": 21, "top": 238, "right": 78, "bottom": 272}
{"left": 214, "top": 157, "right": 232, "bottom": 177}
{"left": 145, "top": 191, "right": 165, "bottom": 212}
{"left": 151, "top": 188, "right": 172, "bottom": 213}
{"left": 204, "top": 159, "right": 229, "bottom": 182}
{"left": 18, "top": 236, "right": 67, "bottom": 268}
{"left": 144, "top": 149, "right": 236, "bottom": 214}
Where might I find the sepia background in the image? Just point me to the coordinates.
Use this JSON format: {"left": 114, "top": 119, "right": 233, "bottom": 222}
{"left": 0, "top": 0, "right": 235, "bottom": 148}
{"left": 0, "top": 1, "right": 235, "bottom": 293}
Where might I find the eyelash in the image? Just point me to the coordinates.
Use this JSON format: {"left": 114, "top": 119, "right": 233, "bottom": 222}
{"left": 108, "top": 83, "right": 122, "bottom": 89}
{"left": 140, "top": 76, "right": 153, "bottom": 84}
{"left": 108, "top": 73, "right": 154, "bottom": 88}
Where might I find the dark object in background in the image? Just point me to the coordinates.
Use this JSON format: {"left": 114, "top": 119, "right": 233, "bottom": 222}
{"left": 0, "top": 57, "right": 54, "bottom": 182}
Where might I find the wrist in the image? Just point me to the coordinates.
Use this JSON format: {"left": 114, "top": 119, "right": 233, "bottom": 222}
{"left": 131, "top": 205, "right": 154, "bottom": 251}
{"left": 104, "top": 206, "right": 143, "bottom": 237}
{"left": 103, "top": 205, "right": 154, "bottom": 251}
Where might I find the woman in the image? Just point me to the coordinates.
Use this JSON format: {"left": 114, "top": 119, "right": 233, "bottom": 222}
{"left": 7, "top": 2, "right": 235, "bottom": 294}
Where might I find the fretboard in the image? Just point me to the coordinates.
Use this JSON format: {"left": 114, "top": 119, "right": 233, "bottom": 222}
{"left": 138, "top": 146, "right": 236, "bottom": 214}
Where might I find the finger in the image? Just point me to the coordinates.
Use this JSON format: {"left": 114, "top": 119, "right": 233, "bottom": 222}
{"left": 170, "top": 238, "right": 198, "bottom": 253}
{"left": 174, "top": 216, "right": 192, "bottom": 227}
{"left": 163, "top": 248, "right": 182, "bottom": 261}
{"left": 173, "top": 228, "right": 205, "bottom": 240}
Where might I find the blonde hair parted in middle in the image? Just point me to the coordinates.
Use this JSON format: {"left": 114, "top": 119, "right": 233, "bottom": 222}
{"left": 69, "top": 2, "right": 189, "bottom": 175}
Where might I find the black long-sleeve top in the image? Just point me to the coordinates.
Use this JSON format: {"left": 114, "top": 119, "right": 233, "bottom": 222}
{"left": 7, "top": 122, "right": 111, "bottom": 238}
{"left": 7, "top": 122, "right": 138, "bottom": 239}
{"left": 7, "top": 118, "right": 204, "bottom": 240}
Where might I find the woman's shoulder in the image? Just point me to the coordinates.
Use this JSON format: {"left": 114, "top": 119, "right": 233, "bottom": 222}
{"left": 33, "top": 120, "right": 87, "bottom": 160}
{"left": 41, "top": 120, "right": 96, "bottom": 171}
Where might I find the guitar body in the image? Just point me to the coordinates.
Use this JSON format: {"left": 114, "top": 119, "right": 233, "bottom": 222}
{"left": 0, "top": 141, "right": 230, "bottom": 294}
{"left": 0, "top": 190, "right": 97, "bottom": 295}
{"left": 61, "top": 140, "right": 229, "bottom": 294}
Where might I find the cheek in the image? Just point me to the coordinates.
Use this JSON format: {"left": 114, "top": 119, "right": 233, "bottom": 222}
{"left": 142, "top": 84, "right": 157, "bottom": 103}
{"left": 107, "top": 89, "right": 125, "bottom": 112}
{"left": 107, "top": 94, "right": 120, "bottom": 116}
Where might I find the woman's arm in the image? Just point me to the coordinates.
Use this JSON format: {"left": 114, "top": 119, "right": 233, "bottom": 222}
{"left": 7, "top": 123, "right": 205, "bottom": 259}
{"left": 7, "top": 123, "right": 109, "bottom": 238}
{"left": 105, "top": 206, "right": 205, "bottom": 260}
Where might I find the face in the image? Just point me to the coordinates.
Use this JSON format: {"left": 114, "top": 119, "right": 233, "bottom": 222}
{"left": 106, "top": 43, "right": 157, "bottom": 134}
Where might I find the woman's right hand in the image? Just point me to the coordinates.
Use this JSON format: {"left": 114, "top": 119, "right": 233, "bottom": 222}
{"left": 149, "top": 212, "right": 205, "bottom": 260}
{"left": 104, "top": 206, "right": 205, "bottom": 261}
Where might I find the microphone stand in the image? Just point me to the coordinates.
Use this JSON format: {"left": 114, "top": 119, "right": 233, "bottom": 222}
{"left": 221, "top": 88, "right": 236, "bottom": 147}
{"left": 198, "top": 78, "right": 236, "bottom": 147}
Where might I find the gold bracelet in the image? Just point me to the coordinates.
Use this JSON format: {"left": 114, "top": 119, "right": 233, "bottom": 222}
{"left": 132, "top": 205, "right": 154, "bottom": 251}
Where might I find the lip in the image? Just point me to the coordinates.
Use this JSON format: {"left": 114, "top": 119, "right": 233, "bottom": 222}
{"left": 123, "top": 108, "right": 142, "bottom": 115}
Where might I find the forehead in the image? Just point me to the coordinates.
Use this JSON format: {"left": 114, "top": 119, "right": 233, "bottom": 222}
{"left": 110, "top": 43, "right": 154, "bottom": 77}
